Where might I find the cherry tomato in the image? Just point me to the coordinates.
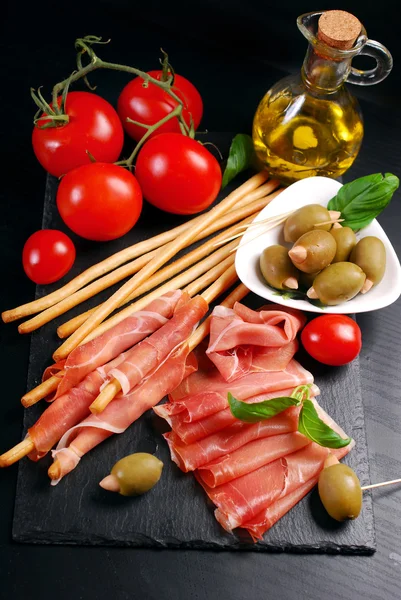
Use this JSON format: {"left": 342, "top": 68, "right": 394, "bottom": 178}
{"left": 22, "top": 230, "right": 76, "bottom": 285}
{"left": 135, "top": 133, "right": 222, "bottom": 215}
{"left": 301, "top": 315, "right": 362, "bottom": 366}
{"left": 32, "top": 92, "right": 124, "bottom": 177}
{"left": 117, "top": 71, "right": 203, "bottom": 142}
{"left": 56, "top": 163, "right": 143, "bottom": 241}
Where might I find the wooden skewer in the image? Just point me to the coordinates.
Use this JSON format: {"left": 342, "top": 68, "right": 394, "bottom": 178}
{"left": 0, "top": 438, "right": 35, "bottom": 467}
{"left": 89, "top": 258, "right": 237, "bottom": 415}
{"left": 314, "top": 218, "right": 345, "bottom": 227}
{"left": 19, "top": 191, "right": 280, "bottom": 335}
{"left": 212, "top": 210, "right": 291, "bottom": 248}
{"left": 2, "top": 178, "right": 278, "bottom": 325}
{"left": 228, "top": 215, "right": 289, "bottom": 254}
{"left": 52, "top": 172, "right": 269, "bottom": 362}
{"left": 361, "top": 478, "right": 401, "bottom": 491}
{"left": 21, "top": 371, "right": 65, "bottom": 408}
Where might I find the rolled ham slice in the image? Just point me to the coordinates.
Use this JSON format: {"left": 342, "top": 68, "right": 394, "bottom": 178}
{"left": 54, "top": 290, "right": 183, "bottom": 399}
{"left": 156, "top": 384, "right": 320, "bottom": 444}
{"left": 163, "top": 407, "right": 301, "bottom": 472}
{"left": 157, "top": 359, "right": 313, "bottom": 424}
{"left": 27, "top": 352, "right": 128, "bottom": 461}
{"left": 206, "top": 303, "right": 306, "bottom": 382}
{"left": 50, "top": 344, "right": 197, "bottom": 484}
{"left": 108, "top": 295, "right": 208, "bottom": 394}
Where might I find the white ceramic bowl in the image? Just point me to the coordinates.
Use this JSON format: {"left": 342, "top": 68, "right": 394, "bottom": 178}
{"left": 235, "top": 176, "right": 401, "bottom": 314}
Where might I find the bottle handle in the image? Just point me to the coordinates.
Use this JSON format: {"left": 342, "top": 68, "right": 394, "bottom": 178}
{"left": 347, "top": 39, "right": 393, "bottom": 86}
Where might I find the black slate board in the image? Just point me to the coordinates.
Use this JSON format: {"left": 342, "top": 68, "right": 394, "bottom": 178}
{"left": 12, "top": 134, "right": 375, "bottom": 553}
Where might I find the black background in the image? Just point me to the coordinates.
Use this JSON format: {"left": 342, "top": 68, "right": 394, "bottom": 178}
{"left": 1, "top": 1, "right": 401, "bottom": 599}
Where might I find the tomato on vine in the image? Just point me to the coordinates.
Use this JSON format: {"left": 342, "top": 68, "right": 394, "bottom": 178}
{"left": 117, "top": 70, "right": 203, "bottom": 142}
{"left": 32, "top": 92, "right": 124, "bottom": 177}
{"left": 56, "top": 163, "right": 143, "bottom": 241}
{"left": 22, "top": 230, "right": 76, "bottom": 284}
{"left": 135, "top": 133, "right": 222, "bottom": 215}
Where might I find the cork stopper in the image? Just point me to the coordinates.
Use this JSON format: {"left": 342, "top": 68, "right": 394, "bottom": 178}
{"left": 318, "top": 10, "right": 362, "bottom": 50}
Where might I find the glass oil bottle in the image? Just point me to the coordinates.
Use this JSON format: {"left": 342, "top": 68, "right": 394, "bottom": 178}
{"left": 252, "top": 10, "right": 393, "bottom": 185}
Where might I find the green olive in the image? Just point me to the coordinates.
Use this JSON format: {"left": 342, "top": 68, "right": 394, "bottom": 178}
{"left": 259, "top": 245, "right": 299, "bottom": 290}
{"left": 309, "top": 262, "right": 366, "bottom": 305}
{"left": 284, "top": 204, "right": 333, "bottom": 243}
{"left": 318, "top": 463, "right": 362, "bottom": 522}
{"left": 330, "top": 227, "right": 357, "bottom": 263}
{"left": 289, "top": 230, "right": 337, "bottom": 273}
{"left": 111, "top": 453, "right": 163, "bottom": 496}
{"left": 350, "top": 236, "right": 386, "bottom": 291}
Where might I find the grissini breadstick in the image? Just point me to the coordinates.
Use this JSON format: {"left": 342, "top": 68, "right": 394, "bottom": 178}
{"left": 2, "top": 177, "right": 279, "bottom": 324}
{"left": 19, "top": 210, "right": 255, "bottom": 335}
{"left": 56, "top": 187, "right": 282, "bottom": 339}
{"left": 21, "top": 371, "right": 65, "bottom": 408}
{"left": 52, "top": 172, "right": 269, "bottom": 362}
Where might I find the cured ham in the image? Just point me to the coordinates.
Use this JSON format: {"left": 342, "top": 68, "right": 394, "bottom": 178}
{"left": 27, "top": 352, "right": 127, "bottom": 461}
{"left": 157, "top": 359, "right": 313, "bottom": 424}
{"left": 108, "top": 295, "right": 208, "bottom": 394}
{"left": 197, "top": 432, "right": 310, "bottom": 487}
{"left": 155, "top": 384, "right": 320, "bottom": 444}
{"left": 197, "top": 439, "right": 353, "bottom": 533}
{"left": 242, "top": 442, "right": 353, "bottom": 541}
{"left": 54, "top": 290, "right": 183, "bottom": 398}
{"left": 50, "top": 344, "right": 197, "bottom": 483}
{"left": 206, "top": 303, "right": 306, "bottom": 382}
{"left": 163, "top": 407, "right": 301, "bottom": 472}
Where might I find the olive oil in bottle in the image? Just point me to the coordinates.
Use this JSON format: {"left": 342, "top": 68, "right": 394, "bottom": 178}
{"left": 253, "top": 10, "right": 392, "bottom": 185}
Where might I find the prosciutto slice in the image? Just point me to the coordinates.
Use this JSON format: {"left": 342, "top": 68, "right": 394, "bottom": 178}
{"left": 156, "top": 384, "right": 320, "bottom": 444}
{"left": 163, "top": 407, "right": 301, "bottom": 472}
{"left": 27, "top": 352, "right": 128, "bottom": 461}
{"left": 54, "top": 290, "right": 183, "bottom": 398}
{"left": 50, "top": 344, "right": 197, "bottom": 484}
{"left": 108, "top": 295, "right": 208, "bottom": 394}
{"left": 199, "top": 441, "right": 353, "bottom": 532}
{"left": 206, "top": 303, "right": 306, "bottom": 382}
{"left": 243, "top": 443, "right": 353, "bottom": 541}
{"left": 197, "top": 432, "right": 310, "bottom": 487}
{"left": 157, "top": 359, "right": 313, "bottom": 424}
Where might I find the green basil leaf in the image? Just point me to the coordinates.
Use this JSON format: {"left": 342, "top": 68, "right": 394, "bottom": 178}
{"left": 327, "top": 173, "right": 399, "bottom": 230}
{"left": 298, "top": 399, "right": 351, "bottom": 449}
{"left": 222, "top": 134, "right": 255, "bottom": 189}
{"left": 228, "top": 392, "right": 301, "bottom": 423}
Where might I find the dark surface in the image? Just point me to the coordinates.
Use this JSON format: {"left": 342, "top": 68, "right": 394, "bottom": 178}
{"left": 12, "top": 167, "right": 374, "bottom": 554}
{"left": 1, "top": 0, "right": 401, "bottom": 598}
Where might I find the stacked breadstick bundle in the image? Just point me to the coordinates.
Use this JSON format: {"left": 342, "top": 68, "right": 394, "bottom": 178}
{"left": 0, "top": 173, "right": 284, "bottom": 481}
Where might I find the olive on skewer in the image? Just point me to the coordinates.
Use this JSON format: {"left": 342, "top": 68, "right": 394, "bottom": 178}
{"left": 289, "top": 230, "right": 337, "bottom": 274}
{"left": 318, "top": 455, "right": 362, "bottom": 522}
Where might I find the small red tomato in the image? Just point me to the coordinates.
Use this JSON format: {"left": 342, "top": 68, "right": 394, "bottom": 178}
{"left": 22, "top": 230, "right": 76, "bottom": 284}
{"left": 117, "top": 71, "right": 203, "bottom": 142}
{"left": 32, "top": 92, "right": 124, "bottom": 177}
{"left": 135, "top": 133, "right": 222, "bottom": 215}
{"left": 301, "top": 315, "right": 362, "bottom": 366}
{"left": 56, "top": 163, "right": 143, "bottom": 241}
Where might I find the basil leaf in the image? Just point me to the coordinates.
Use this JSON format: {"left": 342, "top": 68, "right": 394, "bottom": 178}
{"left": 298, "top": 399, "right": 351, "bottom": 449}
{"left": 228, "top": 392, "right": 301, "bottom": 423}
{"left": 327, "top": 173, "right": 399, "bottom": 230}
{"left": 222, "top": 134, "right": 255, "bottom": 189}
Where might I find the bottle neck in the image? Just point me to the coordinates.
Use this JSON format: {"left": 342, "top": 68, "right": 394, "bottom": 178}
{"left": 301, "top": 44, "right": 352, "bottom": 93}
